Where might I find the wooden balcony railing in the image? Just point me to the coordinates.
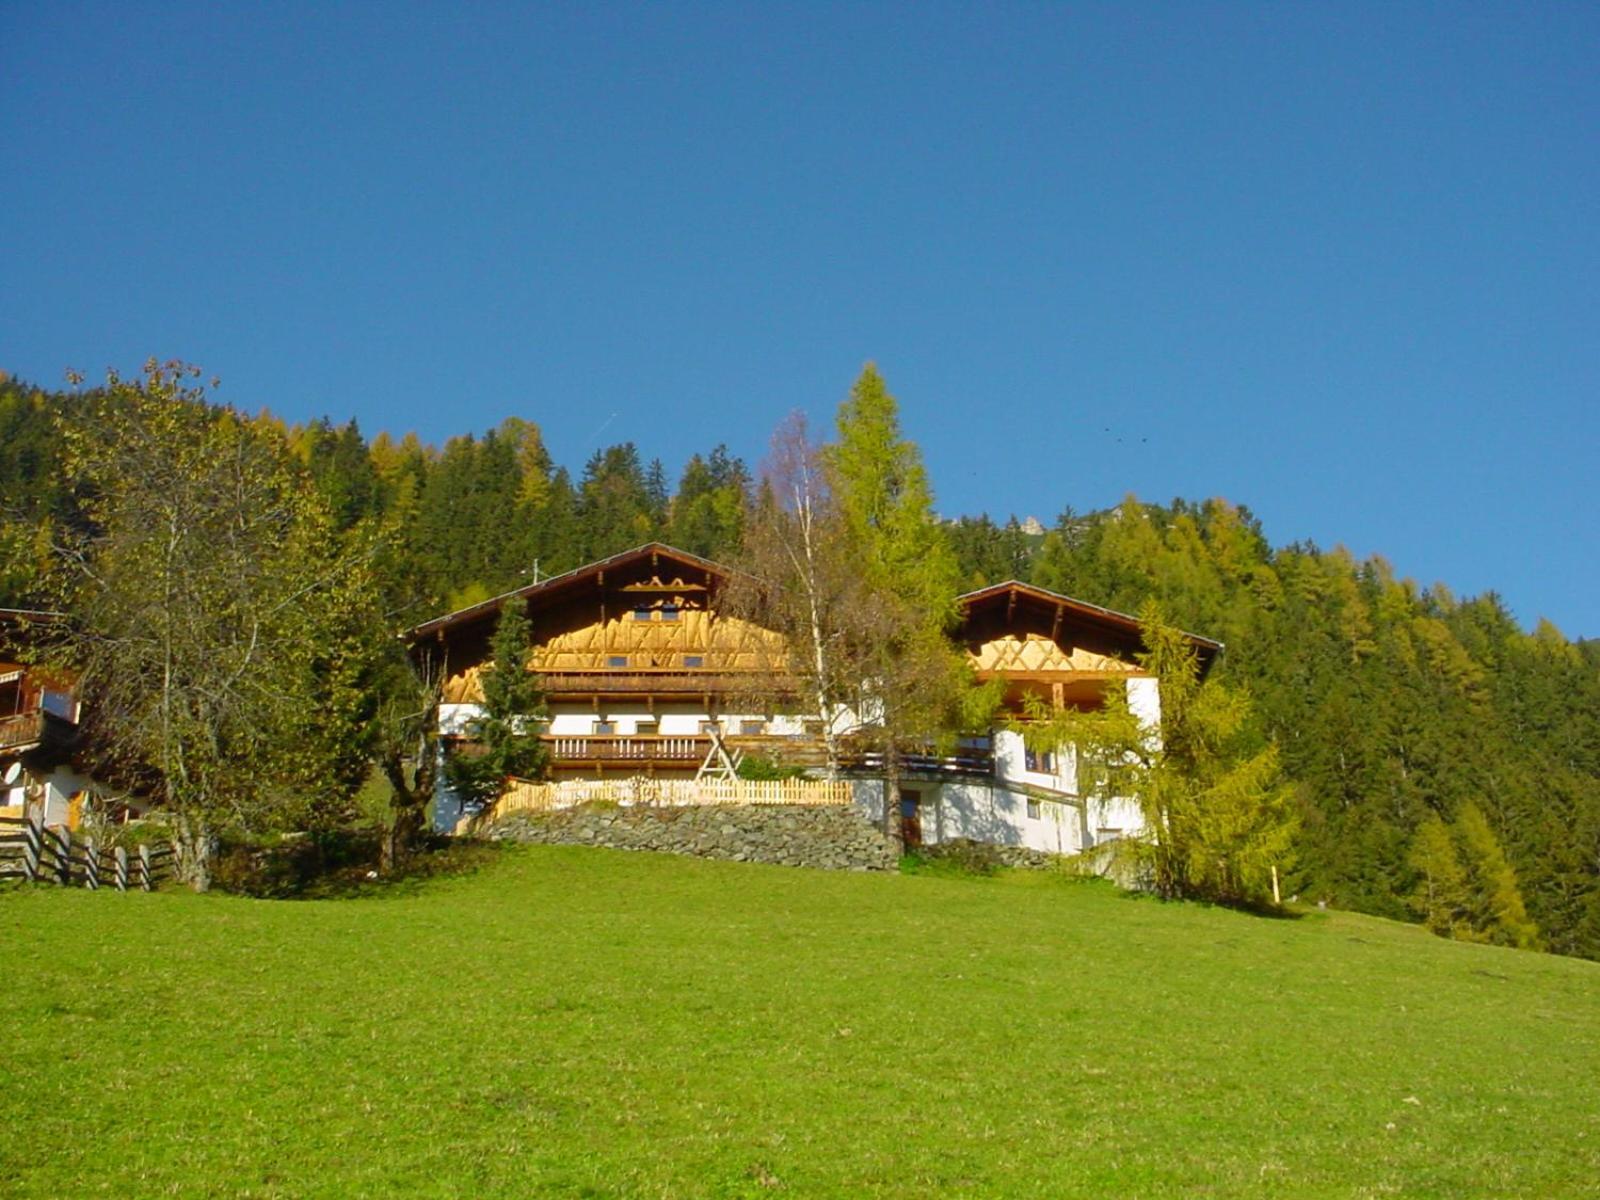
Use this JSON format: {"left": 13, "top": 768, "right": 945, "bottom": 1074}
{"left": 0, "top": 709, "right": 79, "bottom": 755}
{"left": 843, "top": 746, "right": 996, "bottom": 777}
{"left": 535, "top": 733, "right": 996, "bottom": 776}
{"left": 0, "top": 711, "right": 45, "bottom": 752}
{"left": 543, "top": 734, "right": 712, "bottom": 763}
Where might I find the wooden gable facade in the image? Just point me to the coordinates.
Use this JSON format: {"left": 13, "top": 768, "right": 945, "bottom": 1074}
{"left": 411, "top": 544, "right": 784, "bottom": 712}
{"left": 956, "top": 581, "right": 1222, "bottom": 716}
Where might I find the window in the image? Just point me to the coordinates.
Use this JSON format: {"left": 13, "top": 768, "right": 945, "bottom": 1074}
{"left": 607, "top": 655, "right": 628, "bottom": 668}
{"left": 661, "top": 604, "right": 680, "bottom": 621}
{"left": 594, "top": 720, "right": 615, "bottom": 735}
{"left": 739, "top": 719, "right": 765, "bottom": 736}
{"left": 633, "top": 607, "right": 652, "bottom": 622}
{"left": 41, "top": 690, "right": 75, "bottom": 721}
{"left": 682, "top": 655, "right": 704, "bottom": 668}
{"left": 1025, "top": 747, "right": 1055, "bottom": 773}
{"left": 1027, "top": 799, "right": 1041, "bottom": 820}
{"left": 634, "top": 720, "right": 657, "bottom": 737}
{"left": 699, "top": 719, "right": 720, "bottom": 735}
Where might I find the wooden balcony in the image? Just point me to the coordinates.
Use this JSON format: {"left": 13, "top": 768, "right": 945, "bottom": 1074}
{"left": 534, "top": 732, "right": 996, "bottom": 779}
{"left": 543, "top": 734, "right": 712, "bottom": 767}
{"left": 843, "top": 746, "right": 996, "bottom": 778}
{"left": 0, "top": 709, "right": 78, "bottom": 756}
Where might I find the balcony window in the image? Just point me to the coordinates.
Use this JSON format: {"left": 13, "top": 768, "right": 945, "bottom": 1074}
{"left": 699, "top": 720, "right": 720, "bottom": 735}
{"left": 607, "top": 655, "right": 628, "bottom": 668}
{"left": 661, "top": 605, "right": 680, "bottom": 621}
{"left": 683, "top": 655, "right": 704, "bottom": 668}
{"left": 633, "top": 607, "right": 652, "bottom": 622}
{"left": 593, "top": 720, "right": 615, "bottom": 735}
{"left": 739, "top": 719, "right": 765, "bottom": 736}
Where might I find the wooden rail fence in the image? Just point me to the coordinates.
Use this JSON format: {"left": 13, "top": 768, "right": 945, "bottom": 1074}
{"left": 0, "top": 814, "right": 173, "bottom": 891}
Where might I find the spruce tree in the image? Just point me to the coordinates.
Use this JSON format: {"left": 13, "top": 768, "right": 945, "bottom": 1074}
{"left": 447, "top": 601, "right": 549, "bottom": 809}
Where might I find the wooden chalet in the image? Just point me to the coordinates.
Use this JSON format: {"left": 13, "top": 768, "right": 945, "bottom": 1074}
{"left": 0, "top": 610, "right": 90, "bottom": 827}
{"left": 410, "top": 544, "right": 1224, "bottom": 854}
{"left": 408, "top": 544, "right": 789, "bottom": 781}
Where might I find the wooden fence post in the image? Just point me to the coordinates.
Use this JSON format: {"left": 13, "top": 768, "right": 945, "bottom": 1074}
{"left": 84, "top": 838, "right": 99, "bottom": 890}
{"left": 139, "top": 844, "right": 152, "bottom": 891}
{"left": 114, "top": 846, "right": 128, "bottom": 892}
{"left": 51, "top": 825, "right": 72, "bottom": 886}
{"left": 22, "top": 814, "right": 42, "bottom": 883}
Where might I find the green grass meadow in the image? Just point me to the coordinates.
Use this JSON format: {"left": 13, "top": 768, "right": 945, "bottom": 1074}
{"left": 3, "top": 846, "right": 1598, "bottom": 1197}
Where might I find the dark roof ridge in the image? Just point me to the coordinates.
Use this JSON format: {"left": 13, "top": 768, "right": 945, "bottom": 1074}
{"left": 404, "top": 542, "right": 738, "bottom": 640}
{"left": 957, "top": 579, "right": 1224, "bottom": 655}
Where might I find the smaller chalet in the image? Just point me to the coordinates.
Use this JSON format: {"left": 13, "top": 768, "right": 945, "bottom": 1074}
{"left": 0, "top": 610, "right": 96, "bottom": 829}
{"left": 406, "top": 544, "right": 1221, "bottom": 855}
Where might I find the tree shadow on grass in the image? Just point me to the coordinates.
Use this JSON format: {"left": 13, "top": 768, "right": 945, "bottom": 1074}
{"left": 1109, "top": 885, "right": 1306, "bottom": 922}
{"left": 214, "top": 834, "right": 512, "bottom": 901}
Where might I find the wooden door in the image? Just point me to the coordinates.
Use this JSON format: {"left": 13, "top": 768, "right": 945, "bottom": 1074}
{"left": 900, "top": 789, "right": 922, "bottom": 848}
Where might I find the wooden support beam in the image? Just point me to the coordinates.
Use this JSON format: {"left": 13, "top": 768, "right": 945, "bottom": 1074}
{"left": 1050, "top": 603, "right": 1064, "bottom": 645}
{"left": 1006, "top": 590, "right": 1017, "bottom": 625}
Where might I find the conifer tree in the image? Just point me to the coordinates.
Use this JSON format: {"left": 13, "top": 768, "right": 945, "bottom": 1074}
{"left": 1020, "top": 603, "right": 1296, "bottom": 905}
{"left": 1456, "top": 803, "right": 1542, "bottom": 950}
{"left": 445, "top": 600, "right": 548, "bottom": 809}
{"left": 1408, "top": 813, "right": 1471, "bottom": 938}
{"left": 824, "top": 365, "right": 990, "bottom": 846}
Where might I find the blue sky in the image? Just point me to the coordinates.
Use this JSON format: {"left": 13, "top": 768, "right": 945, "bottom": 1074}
{"left": 3, "top": 3, "right": 1596, "bottom": 635}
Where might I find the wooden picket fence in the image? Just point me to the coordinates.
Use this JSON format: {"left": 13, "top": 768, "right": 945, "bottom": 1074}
{"left": 486, "top": 775, "right": 855, "bottom": 823}
{"left": 0, "top": 814, "right": 174, "bottom": 891}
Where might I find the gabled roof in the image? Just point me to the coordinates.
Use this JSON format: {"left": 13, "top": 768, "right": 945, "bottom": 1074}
{"left": 404, "top": 548, "right": 1224, "bottom": 673}
{"left": 404, "top": 542, "right": 736, "bottom": 641}
{"left": 956, "top": 580, "right": 1223, "bottom": 671}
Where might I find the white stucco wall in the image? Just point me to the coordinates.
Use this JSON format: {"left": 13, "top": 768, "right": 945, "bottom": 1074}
{"left": 1, "top": 764, "right": 95, "bottom": 826}
{"left": 1126, "top": 676, "right": 1161, "bottom": 730}
{"left": 44, "top": 767, "right": 93, "bottom": 826}
{"left": 851, "top": 777, "right": 1086, "bottom": 855}
{"left": 992, "top": 728, "right": 1078, "bottom": 794}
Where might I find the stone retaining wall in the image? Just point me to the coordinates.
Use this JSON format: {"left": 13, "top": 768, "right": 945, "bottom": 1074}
{"left": 918, "top": 837, "right": 1067, "bottom": 870}
{"left": 480, "top": 803, "right": 900, "bottom": 872}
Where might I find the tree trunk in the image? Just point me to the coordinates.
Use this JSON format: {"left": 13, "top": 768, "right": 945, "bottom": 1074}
{"left": 379, "top": 734, "right": 437, "bottom": 876}
{"left": 381, "top": 797, "right": 426, "bottom": 875}
{"left": 173, "top": 814, "right": 214, "bottom": 893}
{"left": 882, "top": 742, "right": 905, "bottom": 856}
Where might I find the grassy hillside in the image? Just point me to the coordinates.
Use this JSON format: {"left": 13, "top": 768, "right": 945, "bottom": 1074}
{"left": 3, "top": 848, "right": 1597, "bottom": 1197}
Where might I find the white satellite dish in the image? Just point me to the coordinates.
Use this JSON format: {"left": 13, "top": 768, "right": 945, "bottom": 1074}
{"left": 2, "top": 761, "right": 21, "bottom": 786}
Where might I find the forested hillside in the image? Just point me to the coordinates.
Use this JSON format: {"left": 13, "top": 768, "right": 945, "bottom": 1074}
{"left": 3, "top": 373, "right": 1596, "bottom": 957}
